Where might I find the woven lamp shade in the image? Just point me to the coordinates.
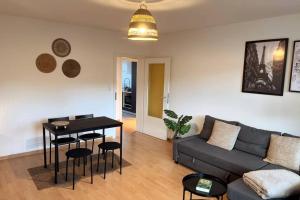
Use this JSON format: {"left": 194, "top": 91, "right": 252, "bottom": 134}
{"left": 128, "top": 5, "right": 158, "bottom": 41}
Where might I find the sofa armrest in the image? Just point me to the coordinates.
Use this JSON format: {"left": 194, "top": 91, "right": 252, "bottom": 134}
{"left": 173, "top": 135, "right": 199, "bottom": 162}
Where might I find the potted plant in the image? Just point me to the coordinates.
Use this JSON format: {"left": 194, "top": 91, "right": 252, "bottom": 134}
{"left": 163, "top": 109, "right": 192, "bottom": 139}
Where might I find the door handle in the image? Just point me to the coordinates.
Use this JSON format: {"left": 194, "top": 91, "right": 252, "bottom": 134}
{"left": 163, "top": 93, "right": 170, "bottom": 104}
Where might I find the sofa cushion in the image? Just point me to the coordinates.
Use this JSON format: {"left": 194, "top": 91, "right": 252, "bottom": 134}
{"left": 200, "top": 115, "right": 239, "bottom": 140}
{"left": 234, "top": 123, "right": 281, "bottom": 158}
{"left": 264, "top": 135, "right": 300, "bottom": 171}
{"left": 228, "top": 178, "right": 292, "bottom": 200}
{"left": 207, "top": 120, "right": 241, "bottom": 150}
{"left": 262, "top": 163, "right": 291, "bottom": 171}
{"left": 173, "top": 135, "right": 200, "bottom": 161}
{"left": 177, "top": 137, "right": 267, "bottom": 176}
{"left": 228, "top": 178, "right": 265, "bottom": 200}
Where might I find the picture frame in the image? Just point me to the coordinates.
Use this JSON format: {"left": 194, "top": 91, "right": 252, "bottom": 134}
{"left": 289, "top": 40, "right": 300, "bottom": 92}
{"left": 242, "top": 38, "right": 289, "bottom": 96}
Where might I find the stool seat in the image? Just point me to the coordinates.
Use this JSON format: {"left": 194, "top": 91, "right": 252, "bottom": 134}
{"left": 51, "top": 137, "right": 78, "bottom": 145}
{"left": 79, "top": 133, "right": 104, "bottom": 141}
{"left": 98, "top": 142, "right": 121, "bottom": 151}
{"left": 66, "top": 148, "right": 92, "bottom": 158}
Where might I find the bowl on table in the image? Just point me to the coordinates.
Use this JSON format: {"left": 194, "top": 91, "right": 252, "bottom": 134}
{"left": 51, "top": 121, "right": 70, "bottom": 129}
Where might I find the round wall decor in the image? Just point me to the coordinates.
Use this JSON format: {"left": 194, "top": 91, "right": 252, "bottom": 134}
{"left": 52, "top": 38, "right": 71, "bottom": 57}
{"left": 36, "top": 53, "right": 57, "bottom": 73}
{"left": 62, "top": 59, "right": 81, "bottom": 78}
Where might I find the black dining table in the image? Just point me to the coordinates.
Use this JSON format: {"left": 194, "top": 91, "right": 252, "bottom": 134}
{"left": 42, "top": 116, "right": 123, "bottom": 184}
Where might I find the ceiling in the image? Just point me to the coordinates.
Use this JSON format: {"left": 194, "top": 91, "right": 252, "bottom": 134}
{"left": 1, "top": 0, "right": 300, "bottom": 33}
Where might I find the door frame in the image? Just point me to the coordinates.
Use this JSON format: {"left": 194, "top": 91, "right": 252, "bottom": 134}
{"left": 114, "top": 56, "right": 145, "bottom": 133}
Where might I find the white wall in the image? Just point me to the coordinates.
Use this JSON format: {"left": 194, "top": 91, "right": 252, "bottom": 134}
{"left": 0, "top": 15, "right": 150, "bottom": 156}
{"left": 151, "top": 13, "right": 300, "bottom": 136}
{"left": 2, "top": 13, "right": 300, "bottom": 157}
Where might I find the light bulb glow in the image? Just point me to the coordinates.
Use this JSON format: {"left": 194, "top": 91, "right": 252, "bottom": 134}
{"left": 273, "top": 48, "right": 285, "bottom": 61}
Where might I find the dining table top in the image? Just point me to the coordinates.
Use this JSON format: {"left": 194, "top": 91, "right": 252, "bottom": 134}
{"left": 43, "top": 116, "right": 123, "bottom": 136}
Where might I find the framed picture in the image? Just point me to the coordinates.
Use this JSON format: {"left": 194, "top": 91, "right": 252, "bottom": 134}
{"left": 242, "top": 38, "right": 289, "bottom": 96}
{"left": 289, "top": 40, "right": 300, "bottom": 92}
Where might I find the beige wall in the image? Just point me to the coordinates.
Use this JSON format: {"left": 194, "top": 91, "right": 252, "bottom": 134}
{"left": 0, "top": 15, "right": 150, "bottom": 156}
{"left": 151, "top": 13, "right": 300, "bottom": 136}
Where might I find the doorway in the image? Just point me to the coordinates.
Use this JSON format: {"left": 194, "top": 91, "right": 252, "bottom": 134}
{"left": 115, "top": 57, "right": 139, "bottom": 134}
{"left": 115, "top": 57, "right": 171, "bottom": 140}
{"left": 121, "top": 59, "right": 137, "bottom": 133}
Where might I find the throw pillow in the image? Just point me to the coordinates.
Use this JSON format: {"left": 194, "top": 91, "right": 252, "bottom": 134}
{"left": 264, "top": 135, "right": 300, "bottom": 171}
{"left": 207, "top": 120, "right": 241, "bottom": 150}
{"left": 200, "top": 115, "right": 239, "bottom": 140}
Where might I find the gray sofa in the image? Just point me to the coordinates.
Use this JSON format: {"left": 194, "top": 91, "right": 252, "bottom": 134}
{"left": 173, "top": 115, "right": 300, "bottom": 200}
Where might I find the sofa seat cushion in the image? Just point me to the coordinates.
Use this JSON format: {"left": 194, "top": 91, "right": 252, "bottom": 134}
{"left": 261, "top": 164, "right": 291, "bottom": 171}
{"left": 228, "top": 178, "right": 290, "bottom": 200}
{"left": 177, "top": 138, "right": 267, "bottom": 176}
{"left": 259, "top": 163, "right": 299, "bottom": 175}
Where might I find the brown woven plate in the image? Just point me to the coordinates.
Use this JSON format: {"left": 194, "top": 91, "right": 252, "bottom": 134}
{"left": 36, "top": 53, "right": 57, "bottom": 73}
{"left": 62, "top": 59, "right": 81, "bottom": 78}
{"left": 52, "top": 38, "right": 71, "bottom": 57}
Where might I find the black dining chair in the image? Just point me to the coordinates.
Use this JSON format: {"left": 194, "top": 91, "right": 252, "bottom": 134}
{"left": 75, "top": 114, "right": 105, "bottom": 153}
{"left": 48, "top": 117, "right": 78, "bottom": 168}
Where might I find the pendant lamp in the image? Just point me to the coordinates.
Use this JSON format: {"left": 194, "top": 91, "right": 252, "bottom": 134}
{"left": 128, "top": 1, "right": 158, "bottom": 41}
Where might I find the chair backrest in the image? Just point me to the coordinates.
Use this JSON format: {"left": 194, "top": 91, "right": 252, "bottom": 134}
{"left": 48, "top": 116, "right": 70, "bottom": 123}
{"left": 75, "top": 114, "right": 94, "bottom": 120}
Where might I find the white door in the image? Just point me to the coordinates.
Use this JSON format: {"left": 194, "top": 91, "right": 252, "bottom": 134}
{"left": 143, "top": 58, "right": 171, "bottom": 140}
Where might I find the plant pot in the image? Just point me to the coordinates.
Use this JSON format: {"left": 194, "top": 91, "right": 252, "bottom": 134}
{"left": 167, "top": 130, "right": 175, "bottom": 140}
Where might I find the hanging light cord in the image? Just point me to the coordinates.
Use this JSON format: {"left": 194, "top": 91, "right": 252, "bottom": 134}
{"left": 140, "top": 0, "right": 147, "bottom": 9}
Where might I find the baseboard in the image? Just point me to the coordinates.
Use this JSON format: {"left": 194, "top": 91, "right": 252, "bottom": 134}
{"left": 0, "top": 138, "right": 112, "bottom": 161}
{"left": 0, "top": 149, "right": 45, "bottom": 161}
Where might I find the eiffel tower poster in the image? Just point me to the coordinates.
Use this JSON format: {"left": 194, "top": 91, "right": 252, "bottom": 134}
{"left": 242, "top": 38, "right": 289, "bottom": 96}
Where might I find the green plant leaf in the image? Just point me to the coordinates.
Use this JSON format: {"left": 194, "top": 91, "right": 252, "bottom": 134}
{"left": 180, "top": 116, "right": 192, "bottom": 125}
{"left": 164, "top": 110, "right": 178, "bottom": 119}
{"left": 178, "top": 124, "right": 191, "bottom": 135}
{"left": 163, "top": 118, "right": 177, "bottom": 131}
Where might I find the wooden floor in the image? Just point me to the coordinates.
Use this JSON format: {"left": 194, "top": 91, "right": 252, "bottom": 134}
{"left": 122, "top": 112, "right": 136, "bottom": 134}
{"left": 0, "top": 126, "right": 227, "bottom": 200}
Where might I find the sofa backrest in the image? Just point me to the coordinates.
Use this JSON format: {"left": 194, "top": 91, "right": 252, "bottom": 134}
{"left": 199, "top": 115, "right": 239, "bottom": 140}
{"left": 199, "top": 115, "right": 281, "bottom": 158}
{"left": 234, "top": 123, "right": 281, "bottom": 158}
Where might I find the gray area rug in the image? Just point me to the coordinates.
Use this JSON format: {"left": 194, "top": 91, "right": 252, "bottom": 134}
{"left": 28, "top": 152, "right": 131, "bottom": 190}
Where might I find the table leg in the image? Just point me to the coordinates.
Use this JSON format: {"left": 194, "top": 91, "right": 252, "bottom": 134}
{"left": 54, "top": 135, "right": 58, "bottom": 184}
{"left": 182, "top": 189, "right": 185, "bottom": 200}
{"left": 43, "top": 127, "right": 47, "bottom": 168}
{"left": 120, "top": 125, "right": 123, "bottom": 174}
{"left": 102, "top": 129, "right": 105, "bottom": 155}
{"left": 190, "top": 192, "right": 192, "bottom": 200}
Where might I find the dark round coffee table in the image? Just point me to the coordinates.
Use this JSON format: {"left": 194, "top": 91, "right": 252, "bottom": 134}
{"left": 182, "top": 173, "right": 227, "bottom": 200}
